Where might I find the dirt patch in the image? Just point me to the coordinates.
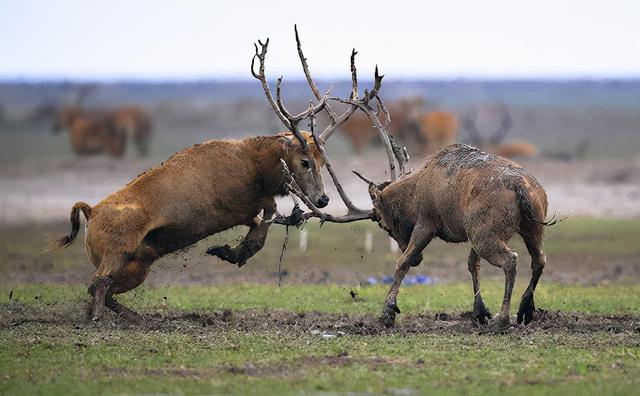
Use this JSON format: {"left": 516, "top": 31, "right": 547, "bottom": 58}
{"left": 3, "top": 303, "right": 639, "bottom": 337}
{"left": 101, "top": 353, "right": 414, "bottom": 380}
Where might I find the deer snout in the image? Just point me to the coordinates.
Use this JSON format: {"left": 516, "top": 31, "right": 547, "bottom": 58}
{"left": 317, "top": 194, "right": 329, "bottom": 208}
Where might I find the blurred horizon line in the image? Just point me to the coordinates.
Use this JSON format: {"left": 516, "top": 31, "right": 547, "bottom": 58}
{"left": 2, "top": 75, "right": 640, "bottom": 85}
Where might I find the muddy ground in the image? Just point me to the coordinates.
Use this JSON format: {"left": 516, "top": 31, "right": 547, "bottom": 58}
{"left": 3, "top": 303, "right": 639, "bottom": 337}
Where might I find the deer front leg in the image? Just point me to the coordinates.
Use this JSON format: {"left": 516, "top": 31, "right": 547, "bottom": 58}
{"left": 381, "top": 225, "right": 431, "bottom": 327}
{"left": 207, "top": 205, "right": 276, "bottom": 267}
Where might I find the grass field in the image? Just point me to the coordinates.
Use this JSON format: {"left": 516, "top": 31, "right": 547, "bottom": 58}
{"left": 1, "top": 218, "right": 639, "bottom": 395}
{"left": 1, "top": 283, "right": 639, "bottom": 395}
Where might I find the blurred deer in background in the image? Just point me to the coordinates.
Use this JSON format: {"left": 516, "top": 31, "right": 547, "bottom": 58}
{"left": 462, "top": 104, "right": 537, "bottom": 159}
{"left": 340, "top": 97, "right": 457, "bottom": 156}
{"left": 340, "top": 97, "right": 424, "bottom": 153}
{"left": 111, "top": 106, "right": 153, "bottom": 156}
{"left": 415, "top": 109, "right": 458, "bottom": 154}
{"left": 52, "top": 86, "right": 127, "bottom": 157}
{"left": 52, "top": 85, "right": 153, "bottom": 157}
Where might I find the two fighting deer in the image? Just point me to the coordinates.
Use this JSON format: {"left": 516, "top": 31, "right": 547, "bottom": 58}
{"left": 51, "top": 26, "right": 552, "bottom": 328}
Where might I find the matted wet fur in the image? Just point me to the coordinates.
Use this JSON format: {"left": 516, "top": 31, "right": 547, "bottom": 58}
{"left": 49, "top": 132, "right": 328, "bottom": 322}
{"left": 362, "top": 144, "right": 552, "bottom": 328}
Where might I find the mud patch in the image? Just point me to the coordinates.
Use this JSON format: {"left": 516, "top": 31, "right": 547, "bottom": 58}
{"left": 2, "top": 303, "right": 639, "bottom": 336}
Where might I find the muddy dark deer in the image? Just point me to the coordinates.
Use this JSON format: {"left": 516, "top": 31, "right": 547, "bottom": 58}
{"left": 353, "top": 144, "right": 556, "bottom": 328}
{"left": 49, "top": 26, "right": 400, "bottom": 323}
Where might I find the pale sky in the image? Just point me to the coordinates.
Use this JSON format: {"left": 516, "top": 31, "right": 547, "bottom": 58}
{"left": 1, "top": 0, "right": 639, "bottom": 80}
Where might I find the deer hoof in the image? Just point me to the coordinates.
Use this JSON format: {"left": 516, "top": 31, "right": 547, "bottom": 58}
{"left": 517, "top": 293, "right": 535, "bottom": 325}
{"left": 491, "top": 313, "right": 511, "bottom": 329}
{"left": 473, "top": 298, "right": 492, "bottom": 325}
{"left": 380, "top": 303, "right": 399, "bottom": 327}
{"left": 91, "top": 304, "right": 106, "bottom": 322}
{"left": 206, "top": 245, "right": 236, "bottom": 264}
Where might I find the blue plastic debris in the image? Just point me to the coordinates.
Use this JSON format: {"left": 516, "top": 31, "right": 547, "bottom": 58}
{"left": 364, "top": 274, "right": 437, "bottom": 286}
{"left": 366, "top": 277, "right": 378, "bottom": 285}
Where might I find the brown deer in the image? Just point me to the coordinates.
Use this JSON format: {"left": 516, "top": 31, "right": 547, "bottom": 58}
{"left": 462, "top": 104, "right": 537, "bottom": 159}
{"left": 49, "top": 26, "right": 401, "bottom": 323}
{"left": 53, "top": 85, "right": 153, "bottom": 157}
{"left": 52, "top": 107, "right": 127, "bottom": 157}
{"left": 112, "top": 106, "right": 153, "bottom": 156}
{"left": 353, "top": 143, "right": 554, "bottom": 328}
{"left": 340, "top": 98, "right": 458, "bottom": 157}
{"left": 339, "top": 97, "right": 424, "bottom": 153}
{"left": 416, "top": 110, "right": 458, "bottom": 154}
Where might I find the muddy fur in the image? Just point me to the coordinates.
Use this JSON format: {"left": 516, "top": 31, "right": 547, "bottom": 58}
{"left": 50, "top": 131, "right": 328, "bottom": 321}
{"left": 366, "top": 144, "right": 549, "bottom": 327}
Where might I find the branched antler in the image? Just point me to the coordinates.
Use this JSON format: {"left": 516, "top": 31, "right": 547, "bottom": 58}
{"left": 254, "top": 25, "right": 407, "bottom": 224}
{"left": 251, "top": 38, "right": 329, "bottom": 150}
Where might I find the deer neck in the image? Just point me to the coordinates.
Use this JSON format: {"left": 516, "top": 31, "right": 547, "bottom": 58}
{"left": 379, "top": 176, "right": 419, "bottom": 241}
{"left": 247, "top": 136, "right": 290, "bottom": 197}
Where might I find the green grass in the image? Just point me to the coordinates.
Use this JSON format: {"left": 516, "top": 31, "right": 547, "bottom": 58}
{"left": 1, "top": 283, "right": 639, "bottom": 395}
{"left": 2, "top": 218, "right": 640, "bottom": 395}
{"left": 1, "top": 325, "right": 638, "bottom": 395}
{"left": 2, "top": 282, "right": 640, "bottom": 316}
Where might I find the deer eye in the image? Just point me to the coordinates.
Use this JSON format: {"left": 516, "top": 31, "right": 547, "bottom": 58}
{"left": 301, "top": 159, "right": 311, "bottom": 169}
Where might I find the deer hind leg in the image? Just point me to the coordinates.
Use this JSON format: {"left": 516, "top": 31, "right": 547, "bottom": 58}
{"left": 87, "top": 255, "right": 124, "bottom": 322}
{"left": 381, "top": 224, "right": 431, "bottom": 327}
{"left": 103, "top": 256, "right": 154, "bottom": 324}
{"left": 207, "top": 206, "right": 275, "bottom": 267}
{"left": 474, "top": 238, "right": 518, "bottom": 328}
{"left": 467, "top": 248, "right": 491, "bottom": 325}
{"left": 517, "top": 228, "right": 546, "bottom": 325}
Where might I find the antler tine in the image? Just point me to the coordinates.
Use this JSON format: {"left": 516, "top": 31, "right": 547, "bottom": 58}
{"left": 375, "top": 95, "right": 392, "bottom": 128}
{"left": 251, "top": 38, "right": 293, "bottom": 131}
{"left": 364, "top": 66, "right": 384, "bottom": 102}
{"left": 295, "top": 26, "right": 334, "bottom": 115}
{"left": 350, "top": 49, "right": 359, "bottom": 100}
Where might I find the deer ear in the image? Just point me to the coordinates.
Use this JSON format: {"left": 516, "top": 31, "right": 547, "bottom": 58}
{"left": 278, "top": 136, "right": 293, "bottom": 152}
{"left": 368, "top": 183, "right": 381, "bottom": 205}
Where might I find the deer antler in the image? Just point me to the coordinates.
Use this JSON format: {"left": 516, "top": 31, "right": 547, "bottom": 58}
{"left": 257, "top": 26, "right": 407, "bottom": 224}
{"left": 251, "top": 38, "right": 329, "bottom": 150}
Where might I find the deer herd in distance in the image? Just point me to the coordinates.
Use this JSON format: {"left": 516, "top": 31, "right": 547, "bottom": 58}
{"left": 48, "top": 81, "right": 539, "bottom": 162}
{"left": 45, "top": 25, "right": 560, "bottom": 330}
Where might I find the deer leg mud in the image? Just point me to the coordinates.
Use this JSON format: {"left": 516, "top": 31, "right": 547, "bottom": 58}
{"left": 475, "top": 240, "right": 518, "bottom": 328}
{"left": 87, "top": 254, "right": 132, "bottom": 322}
{"left": 517, "top": 230, "right": 547, "bottom": 325}
{"left": 381, "top": 225, "right": 431, "bottom": 327}
{"left": 207, "top": 206, "right": 275, "bottom": 267}
{"left": 103, "top": 259, "right": 152, "bottom": 324}
{"left": 467, "top": 248, "right": 491, "bottom": 325}
{"left": 88, "top": 276, "right": 113, "bottom": 322}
